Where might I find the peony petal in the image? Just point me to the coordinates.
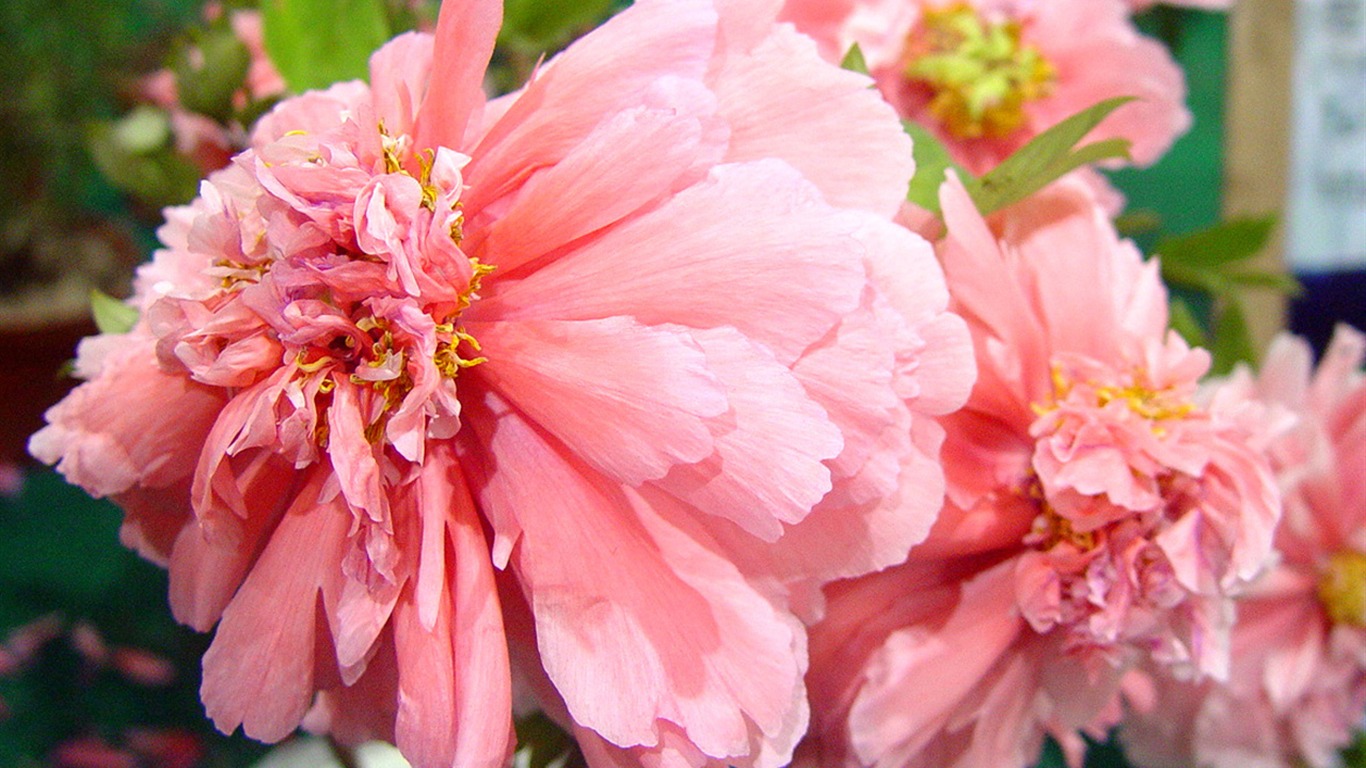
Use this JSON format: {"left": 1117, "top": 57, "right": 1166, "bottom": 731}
{"left": 412, "top": 0, "right": 500, "bottom": 151}
{"left": 471, "top": 317, "right": 727, "bottom": 486}
{"left": 200, "top": 478, "right": 349, "bottom": 742}
{"left": 711, "top": 24, "right": 914, "bottom": 218}
{"left": 476, "top": 160, "right": 866, "bottom": 364}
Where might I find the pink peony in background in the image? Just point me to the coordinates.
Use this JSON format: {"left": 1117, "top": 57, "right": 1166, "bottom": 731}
{"left": 142, "top": 5, "right": 288, "bottom": 174}
{"left": 777, "top": 0, "right": 1191, "bottom": 176}
{"left": 30, "top": 0, "right": 974, "bottom": 766}
{"left": 799, "top": 174, "right": 1282, "bottom": 768}
{"left": 1121, "top": 326, "right": 1366, "bottom": 768}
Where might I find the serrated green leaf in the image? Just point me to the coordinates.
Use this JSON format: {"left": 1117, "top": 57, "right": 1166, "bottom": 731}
{"left": 500, "top": 0, "right": 615, "bottom": 52}
{"left": 840, "top": 43, "right": 871, "bottom": 76}
{"left": 1153, "top": 215, "right": 1277, "bottom": 269}
{"left": 1168, "top": 296, "right": 1208, "bottom": 348}
{"left": 903, "top": 120, "right": 972, "bottom": 215}
{"left": 970, "top": 97, "right": 1134, "bottom": 215}
{"left": 262, "top": 0, "right": 391, "bottom": 92}
{"left": 90, "top": 290, "right": 139, "bottom": 335}
{"left": 1209, "top": 300, "right": 1257, "bottom": 375}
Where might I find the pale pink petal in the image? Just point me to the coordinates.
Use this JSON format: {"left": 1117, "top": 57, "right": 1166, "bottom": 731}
{"left": 476, "top": 161, "right": 866, "bottom": 364}
{"left": 471, "top": 317, "right": 727, "bottom": 486}
{"left": 473, "top": 100, "right": 723, "bottom": 274}
{"left": 471, "top": 406, "right": 805, "bottom": 764}
{"left": 710, "top": 24, "right": 915, "bottom": 218}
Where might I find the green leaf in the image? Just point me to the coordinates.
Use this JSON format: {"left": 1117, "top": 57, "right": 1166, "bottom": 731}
{"left": 969, "top": 97, "right": 1134, "bottom": 216}
{"left": 1222, "top": 269, "right": 1302, "bottom": 295}
{"left": 1152, "top": 214, "right": 1277, "bottom": 269}
{"left": 90, "top": 290, "right": 138, "bottom": 335}
{"left": 261, "top": 0, "right": 391, "bottom": 93}
{"left": 500, "top": 0, "right": 615, "bottom": 52}
{"left": 840, "top": 43, "right": 871, "bottom": 76}
{"left": 1209, "top": 300, "right": 1257, "bottom": 375}
{"left": 903, "top": 120, "right": 971, "bottom": 215}
{"left": 1168, "top": 296, "right": 1208, "bottom": 348}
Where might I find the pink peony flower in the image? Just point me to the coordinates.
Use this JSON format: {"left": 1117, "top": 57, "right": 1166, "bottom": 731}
{"left": 799, "top": 174, "right": 1281, "bottom": 768}
{"left": 32, "top": 0, "right": 974, "bottom": 766}
{"left": 1121, "top": 326, "right": 1366, "bottom": 768}
{"left": 778, "top": 0, "right": 1191, "bottom": 175}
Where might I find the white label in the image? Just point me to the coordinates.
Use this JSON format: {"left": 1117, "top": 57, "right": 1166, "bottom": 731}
{"left": 1287, "top": 0, "right": 1366, "bottom": 272}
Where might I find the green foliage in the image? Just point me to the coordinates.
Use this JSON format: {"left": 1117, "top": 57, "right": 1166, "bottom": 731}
{"left": 514, "top": 711, "right": 584, "bottom": 768}
{"left": 904, "top": 121, "right": 969, "bottom": 216}
{"left": 905, "top": 98, "right": 1133, "bottom": 218}
{"left": 261, "top": 0, "right": 392, "bottom": 92}
{"left": 1154, "top": 215, "right": 1297, "bottom": 373}
{"left": 966, "top": 97, "right": 1133, "bottom": 216}
{"left": 86, "top": 108, "right": 202, "bottom": 209}
{"left": 500, "top": 0, "right": 616, "bottom": 52}
{"left": 89, "top": 289, "right": 139, "bottom": 335}
{"left": 840, "top": 42, "right": 871, "bottom": 76}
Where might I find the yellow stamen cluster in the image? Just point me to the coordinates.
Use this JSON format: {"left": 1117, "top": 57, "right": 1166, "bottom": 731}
{"left": 904, "top": 3, "right": 1055, "bottom": 139}
{"left": 1319, "top": 551, "right": 1366, "bottom": 627}
{"left": 1024, "top": 479, "right": 1098, "bottom": 551}
{"left": 432, "top": 259, "right": 497, "bottom": 379}
{"left": 1034, "top": 363, "right": 1195, "bottom": 436}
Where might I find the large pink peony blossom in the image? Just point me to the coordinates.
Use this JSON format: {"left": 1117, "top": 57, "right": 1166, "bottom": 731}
{"left": 799, "top": 175, "right": 1282, "bottom": 768}
{"left": 778, "top": 0, "right": 1191, "bottom": 176}
{"left": 30, "top": 0, "right": 974, "bottom": 766}
{"left": 1121, "top": 326, "right": 1366, "bottom": 768}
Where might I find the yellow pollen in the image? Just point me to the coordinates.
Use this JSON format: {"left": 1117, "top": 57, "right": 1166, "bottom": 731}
{"left": 1319, "top": 551, "right": 1366, "bottom": 627}
{"left": 1025, "top": 482, "right": 1098, "bottom": 551}
{"left": 1094, "top": 383, "right": 1195, "bottom": 422}
{"left": 904, "top": 3, "right": 1055, "bottom": 140}
{"left": 450, "top": 203, "right": 467, "bottom": 245}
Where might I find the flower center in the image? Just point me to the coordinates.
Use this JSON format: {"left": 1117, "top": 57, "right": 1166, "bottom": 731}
{"left": 1319, "top": 551, "right": 1366, "bottom": 627}
{"left": 903, "top": 3, "right": 1055, "bottom": 140}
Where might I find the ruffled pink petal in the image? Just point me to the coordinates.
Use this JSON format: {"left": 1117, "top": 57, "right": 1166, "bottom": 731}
{"left": 390, "top": 455, "right": 513, "bottom": 768}
{"left": 648, "top": 325, "right": 843, "bottom": 540}
{"left": 710, "top": 24, "right": 915, "bottom": 218}
{"left": 473, "top": 99, "right": 724, "bottom": 275}
{"left": 200, "top": 475, "right": 349, "bottom": 742}
{"left": 469, "top": 405, "right": 806, "bottom": 764}
{"left": 476, "top": 160, "right": 866, "bottom": 365}
{"left": 471, "top": 317, "right": 728, "bottom": 486}
{"left": 845, "top": 560, "right": 1022, "bottom": 766}
{"left": 466, "top": 0, "right": 718, "bottom": 204}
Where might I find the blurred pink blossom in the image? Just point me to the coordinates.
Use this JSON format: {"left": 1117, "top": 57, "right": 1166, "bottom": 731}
{"left": 1122, "top": 326, "right": 1366, "bottom": 768}
{"left": 31, "top": 0, "right": 973, "bottom": 766}
{"left": 142, "top": 8, "right": 286, "bottom": 174}
{"left": 799, "top": 174, "right": 1282, "bottom": 768}
{"left": 778, "top": 0, "right": 1191, "bottom": 175}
